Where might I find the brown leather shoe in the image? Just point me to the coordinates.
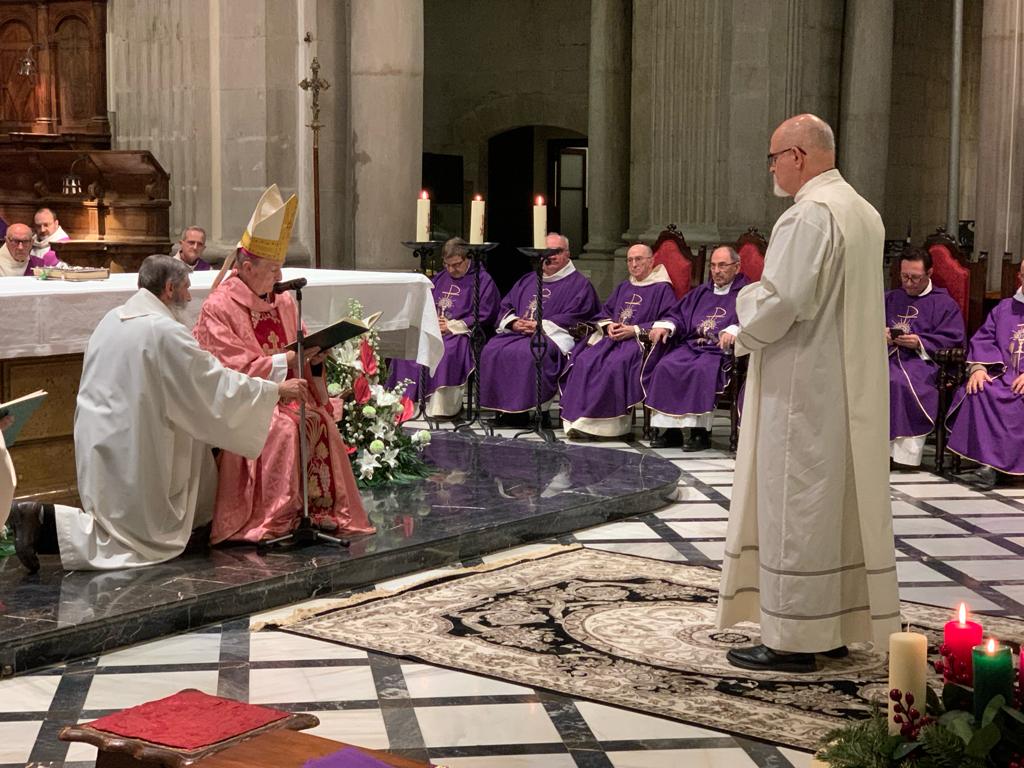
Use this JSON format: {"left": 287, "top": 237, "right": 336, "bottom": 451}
{"left": 9, "top": 501, "right": 43, "bottom": 573}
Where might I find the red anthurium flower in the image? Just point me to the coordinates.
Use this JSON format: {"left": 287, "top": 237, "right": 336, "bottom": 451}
{"left": 360, "top": 339, "right": 378, "bottom": 376}
{"left": 353, "top": 375, "right": 372, "bottom": 404}
{"left": 396, "top": 396, "right": 414, "bottom": 424}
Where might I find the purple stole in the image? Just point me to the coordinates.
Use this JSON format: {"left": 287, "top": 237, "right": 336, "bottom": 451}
{"left": 559, "top": 279, "right": 676, "bottom": 421}
{"left": 886, "top": 286, "right": 964, "bottom": 439}
{"left": 479, "top": 268, "right": 600, "bottom": 412}
{"left": 388, "top": 266, "right": 500, "bottom": 399}
{"left": 643, "top": 276, "right": 748, "bottom": 417}
{"left": 947, "top": 296, "right": 1024, "bottom": 473}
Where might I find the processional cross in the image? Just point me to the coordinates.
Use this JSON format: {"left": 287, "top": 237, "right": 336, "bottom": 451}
{"left": 299, "top": 57, "right": 330, "bottom": 269}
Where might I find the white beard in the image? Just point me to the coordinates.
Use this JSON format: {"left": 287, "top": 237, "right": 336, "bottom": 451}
{"left": 773, "top": 178, "right": 791, "bottom": 198}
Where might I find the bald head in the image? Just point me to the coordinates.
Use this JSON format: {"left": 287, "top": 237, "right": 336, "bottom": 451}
{"left": 768, "top": 113, "right": 837, "bottom": 197}
{"left": 4, "top": 224, "right": 33, "bottom": 263}
{"left": 626, "top": 243, "right": 654, "bottom": 280}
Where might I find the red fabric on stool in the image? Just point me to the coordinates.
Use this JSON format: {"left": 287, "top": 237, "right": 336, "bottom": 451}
{"left": 87, "top": 689, "right": 288, "bottom": 750}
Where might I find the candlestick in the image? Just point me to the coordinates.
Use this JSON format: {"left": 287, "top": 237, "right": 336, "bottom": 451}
{"left": 973, "top": 638, "right": 1014, "bottom": 722}
{"left": 888, "top": 631, "right": 928, "bottom": 735}
{"left": 470, "top": 195, "right": 486, "bottom": 245}
{"left": 416, "top": 191, "right": 431, "bottom": 243}
{"left": 532, "top": 195, "right": 547, "bottom": 248}
{"left": 942, "top": 602, "right": 983, "bottom": 685}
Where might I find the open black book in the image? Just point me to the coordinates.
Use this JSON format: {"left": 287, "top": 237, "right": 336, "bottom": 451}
{"left": 284, "top": 311, "right": 382, "bottom": 353}
{"left": 1, "top": 390, "right": 47, "bottom": 446}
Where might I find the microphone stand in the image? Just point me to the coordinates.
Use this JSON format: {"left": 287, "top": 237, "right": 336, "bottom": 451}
{"left": 511, "top": 247, "right": 561, "bottom": 444}
{"left": 259, "top": 284, "right": 348, "bottom": 552}
{"left": 455, "top": 242, "right": 498, "bottom": 434}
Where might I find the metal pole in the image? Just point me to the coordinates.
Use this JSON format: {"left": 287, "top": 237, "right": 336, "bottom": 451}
{"left": 947, "top": 0, "right": 964, "bottom": 236}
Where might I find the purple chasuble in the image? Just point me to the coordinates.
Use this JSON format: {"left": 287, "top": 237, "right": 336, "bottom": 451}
{"left": 191, "top": 258, "right": 212, "bottom": 271}
{"left": 946, "top": 296, "right": 1024, "bottom": 474}
{"left": 886, "top": 286, "right": 964, "bottom": 440}
{"left": 643, "top": 276, "right": 748, "bottom": 417}
{"left": 388, "top": 266, "right": 500, "bottom": 400}
{"left": 559, "top": 279, "right": 676, "bottom": 421}
{"left": 24, "top": 250, "right": 60, "bottom": 273}
{"left": 479, "top": 268, "right": 600, "bottom": 412}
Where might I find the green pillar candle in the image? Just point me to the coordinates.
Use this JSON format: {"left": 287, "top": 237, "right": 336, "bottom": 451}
{"left": 973, "top": 639, "right": 1014, "bottom": 722}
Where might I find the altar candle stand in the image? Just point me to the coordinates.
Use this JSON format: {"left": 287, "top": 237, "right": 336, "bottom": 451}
{"left": 469, "top": 195, "right": 486, "bottom": 245}
{"left": 416, "top": 191, "right": 431, "bottom": 243}
{"left": 888, "top": 631, "right": 928, "bottom": 735}
{"left": 532, "top": 196, "right": 547, "bottom": 248}
{"left": 942, "top": 602, "right": 983, "bottom": 684}
{"left": 972, "top": 638, "right": 1014, "bottom": 723}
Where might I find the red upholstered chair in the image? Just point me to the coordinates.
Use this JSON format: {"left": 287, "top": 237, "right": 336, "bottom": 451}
{"left": 922, "top": 228, "right": 988, "bottom": 336}
{"left": 734, "top": 227, "right": 767, "bottom": 283}
{"left": 652, "top": 225, "right": 704, "bottom": 299}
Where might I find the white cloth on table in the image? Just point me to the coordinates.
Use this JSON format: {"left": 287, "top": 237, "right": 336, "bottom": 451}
{"left": 0, "top": 429, "right": 14, "bottom": 528}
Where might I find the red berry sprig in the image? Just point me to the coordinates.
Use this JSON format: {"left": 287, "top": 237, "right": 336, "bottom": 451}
{"left": 935, "top": 643, "right": 972, "bottom": 685}
{"left": 890, "top": 688, "right": 933, "bottom": 740}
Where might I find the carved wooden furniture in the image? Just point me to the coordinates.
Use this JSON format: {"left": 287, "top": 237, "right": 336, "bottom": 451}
{"left": 0, "top": 149, "right": 171, "bottom": 271}
{"left": 652, "top": 224, "right": 705, "bottom": 299}
{"left": 933, "top": 347, "right": 966, "bottom": 476}
{"left": 0, "top": 0, "right": 110, "bottom": 149}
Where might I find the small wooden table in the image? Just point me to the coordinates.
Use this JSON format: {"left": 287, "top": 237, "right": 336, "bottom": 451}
{"left": 195, "top": 730, "right": 435, "bottom": 768}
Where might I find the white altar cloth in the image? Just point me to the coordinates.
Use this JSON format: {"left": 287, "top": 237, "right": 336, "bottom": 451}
{"left": 0, "top": 268, "right": 443, "bottom": 372}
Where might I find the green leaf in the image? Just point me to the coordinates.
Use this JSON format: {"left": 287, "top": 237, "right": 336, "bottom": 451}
{"left": 965, "top": 722, "right": 1000, "bottom": 757}
{"left": 1002, "top": 704, "right": 1024, "bottom": 725}
{"left": 893, "top": 740, "right": 921, "bottom": 760}
{"left": 945, "top": 714, "right": 974, "bottom": 745}
{"left": 942, "top": 682, "right": 973, "bottom": 714}
{"left": 926, "top": 684, "right": 944, "bottom": 716}
{"left": 982, "top": 695, "right": 1006, "bottom": 727}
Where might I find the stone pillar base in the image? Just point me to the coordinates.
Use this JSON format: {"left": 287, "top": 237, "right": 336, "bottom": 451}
{"left": 575, "top": 254, "right": 617, "bottom": 298}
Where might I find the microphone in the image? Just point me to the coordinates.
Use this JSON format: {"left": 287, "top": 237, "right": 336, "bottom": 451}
{"left": 273, "top": 277, "right": 308, "bottom": 294}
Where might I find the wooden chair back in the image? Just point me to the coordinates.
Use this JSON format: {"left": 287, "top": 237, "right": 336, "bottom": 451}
{"left": 651, "top": 225, "right": 703, "bottom": 299}
{"left": 734, "top": 227, "right": 767, "bottom": 282}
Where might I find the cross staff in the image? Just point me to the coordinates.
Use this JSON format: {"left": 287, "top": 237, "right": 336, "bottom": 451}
{"left": 299, "top": 57, "right": 330, "bottom": 269}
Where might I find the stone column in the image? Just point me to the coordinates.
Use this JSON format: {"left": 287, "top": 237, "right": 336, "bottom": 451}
{"left": 975, "top": 0, "right": 1024, "bottom": 290}
{"left": 839, "top": 0, "right": 893, "bottom": 213}
{"left": 579, "top": 0, "right": 631, "bottom": 297}
{"left": 350, "top": 0, "right": 424, "bottom": 270}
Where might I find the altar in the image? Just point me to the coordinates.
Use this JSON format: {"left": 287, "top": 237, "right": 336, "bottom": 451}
{"left": 1, "top": 268, "right": 442, "bottom": 503}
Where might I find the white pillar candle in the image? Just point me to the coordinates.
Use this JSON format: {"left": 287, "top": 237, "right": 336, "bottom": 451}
{"left": 887, "top": 631, "right": 928, "bottom": 735}
{"left": 416, "top": 191, "right": 431, "bottom": 242}
{"left": 532, "top": 195, "right": 547, "bottom": 248}
{"left": 470, "top": 195, "right": 485, "bottom": 245}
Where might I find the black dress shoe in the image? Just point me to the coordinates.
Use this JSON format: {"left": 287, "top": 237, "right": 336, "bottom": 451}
{"left": 650, "top": 428, "right": 683, "bottom": 448}
{"left": 819, "top": 645, "right": 849, "bottom": 659}
{"left": 970, "top": 467, "right": 998, "bottom": 491}
{"left": 9, "top": 501, "right": 43, "bottom": 573}
{"left": 726, "top": 644, "right": 817, "bottom": 673}
{"left": 683, "top": 427, "right": 711, "bottom": 452}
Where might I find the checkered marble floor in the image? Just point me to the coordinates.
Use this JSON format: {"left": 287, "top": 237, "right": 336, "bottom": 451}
{"left": 6, "top": 416, "right": 1023, "bottom": 768}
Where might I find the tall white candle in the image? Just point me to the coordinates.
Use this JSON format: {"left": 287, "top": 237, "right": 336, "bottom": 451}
{"left": 887, "top": 631, "right": 928, "bottom": 735}
{"left": 416, "top": 191, "right": 431, "bottom": 242}
{"left": 470, "top": 195, "right": 485, "bottom": 245}
{"left": 532, "top": 195, "right": 547, "bottom": 248}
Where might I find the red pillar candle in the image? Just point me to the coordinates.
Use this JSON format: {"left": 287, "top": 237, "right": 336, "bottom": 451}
{"left": 942, "top": 603, "right": 983, "bottom": 684}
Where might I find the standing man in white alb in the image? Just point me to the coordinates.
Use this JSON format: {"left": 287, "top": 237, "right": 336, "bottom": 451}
{"left": 717, "top": 114, "right": 900, "bottom": 673}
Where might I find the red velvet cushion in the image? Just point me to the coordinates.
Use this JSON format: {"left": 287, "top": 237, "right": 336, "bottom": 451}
{"left": 653, "top": 240, "right": 693, "bottom": 298}
{"left": 87, "top": 689, "right": 289, "bottom": 750}
{"left": 928, "top": 243, "right": 969, "bottom": 320}
{"left": 737, "top": 242, "right": 764, "bottom": 282}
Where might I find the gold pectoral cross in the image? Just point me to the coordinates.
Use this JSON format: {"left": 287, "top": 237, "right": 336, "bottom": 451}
{"left": 525, "top": 288, "right": 553, "bottom": 321}
{"left": 893, "top": 304, "right": 920, "bottom": 334}
{"left": 1011, "top": 324, "right": 1024, "bottom": 374}
{"left": 618, "top": 293, "right": 643, "bottom": 324}
{"left": 437, "top": 284, "right": 461, "bottom": 319}
{"left": 696, "top": 306, "right": 728, "bottom": 344}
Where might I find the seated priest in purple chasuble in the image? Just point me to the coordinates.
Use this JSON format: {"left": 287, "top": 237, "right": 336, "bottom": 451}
{"left": 193, "top": 185, "right": 374, "bottom": 545}
{"left": 946, "top": 261, "right": 1024, "bottom": 477}
{"left": 387, "top": 237, "right": 500, "bottom": 418}
{"left": 885, "top": 248, "right": 965, "bottom": 467}
{"left": 479, "top": 233, "right": 601, "bottom": 414}
{"left": 558, "top": 243, "right": 676, "bottom": 439}
{"left": 643, "top": 246, "right": 748, "bottom": 450}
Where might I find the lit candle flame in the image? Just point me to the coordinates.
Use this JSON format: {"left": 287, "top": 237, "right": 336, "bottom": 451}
{"left": 474, "top": 194, "right": 482, "bottom": 201}
{"left": 958, "top": 602, "right": 967, "bottom": 624}
{"left": 536, "top": 195, "right": 544, "bottom": 206}
{"left": 987, "top": 638, "right": 997, "bottom": 653}
{"left": 420, "top": 190, "right": 429, "bottom": 200}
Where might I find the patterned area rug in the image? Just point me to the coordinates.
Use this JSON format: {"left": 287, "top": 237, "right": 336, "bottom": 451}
{"left": 282, "top": 547, "right": 1024, "bottom": 750}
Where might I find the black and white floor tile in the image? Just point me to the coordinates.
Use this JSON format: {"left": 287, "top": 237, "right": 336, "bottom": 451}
{"left": 5, "top": 415, "right": 1022, "bottom": 768}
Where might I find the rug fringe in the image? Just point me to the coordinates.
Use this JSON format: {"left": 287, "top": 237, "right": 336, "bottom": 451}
{"left": 252, "top": 542, "right": 582, "bottom": 631}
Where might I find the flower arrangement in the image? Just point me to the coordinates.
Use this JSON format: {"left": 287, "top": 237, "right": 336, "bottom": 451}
{"left": 324, "top": 299, "right": 432, "bottom": 486}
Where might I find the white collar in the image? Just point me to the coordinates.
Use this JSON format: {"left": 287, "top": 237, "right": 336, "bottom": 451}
{"left": 1015, "top": 287, "right": 1024, "bottom": 304}
{"left": 794, "top": 168, "right": 843, "bottom": 203}
{"left": 913, "top": 280, "right": 933, "bottom": 297}
{"left": 31, "top": 226, "right": 69, "bottom": 256}
{"left": 713, "top": 280, "right": 733, "bottom": 296}
{"left": 118, "top": 288, "right": 181, "bottom": 324}
{"left": 629, "top": 263, "right": 672, "bottom": 287}
{"left": 542, "top": 260, "right": 576, "bottom": 283}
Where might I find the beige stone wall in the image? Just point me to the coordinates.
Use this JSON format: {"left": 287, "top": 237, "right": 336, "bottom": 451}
{"left": 883, "top": 0, "right": 982, "bottom": 241}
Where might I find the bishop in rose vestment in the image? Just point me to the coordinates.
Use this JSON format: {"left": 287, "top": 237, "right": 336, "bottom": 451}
{"left": 388, "top": 240, "right": 500, "bottom": 417}
{"left": 479, "top": 235, "right": 600, "bottom": 414}
{"left": 559, "top": 245, "right": 675, "bottom": 438}
{"left": 718, "top": 116, "right": 899, "bottom": 670}
{"left": 946, "top": 282, "right": 1024, "bottom": 476}
{"left": 886, "top": 261, "right": 965, "bottom": 466}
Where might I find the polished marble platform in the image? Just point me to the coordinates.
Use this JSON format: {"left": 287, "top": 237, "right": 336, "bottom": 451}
{"left": 0, "top": 432, "right": 679, "bottom": 677}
